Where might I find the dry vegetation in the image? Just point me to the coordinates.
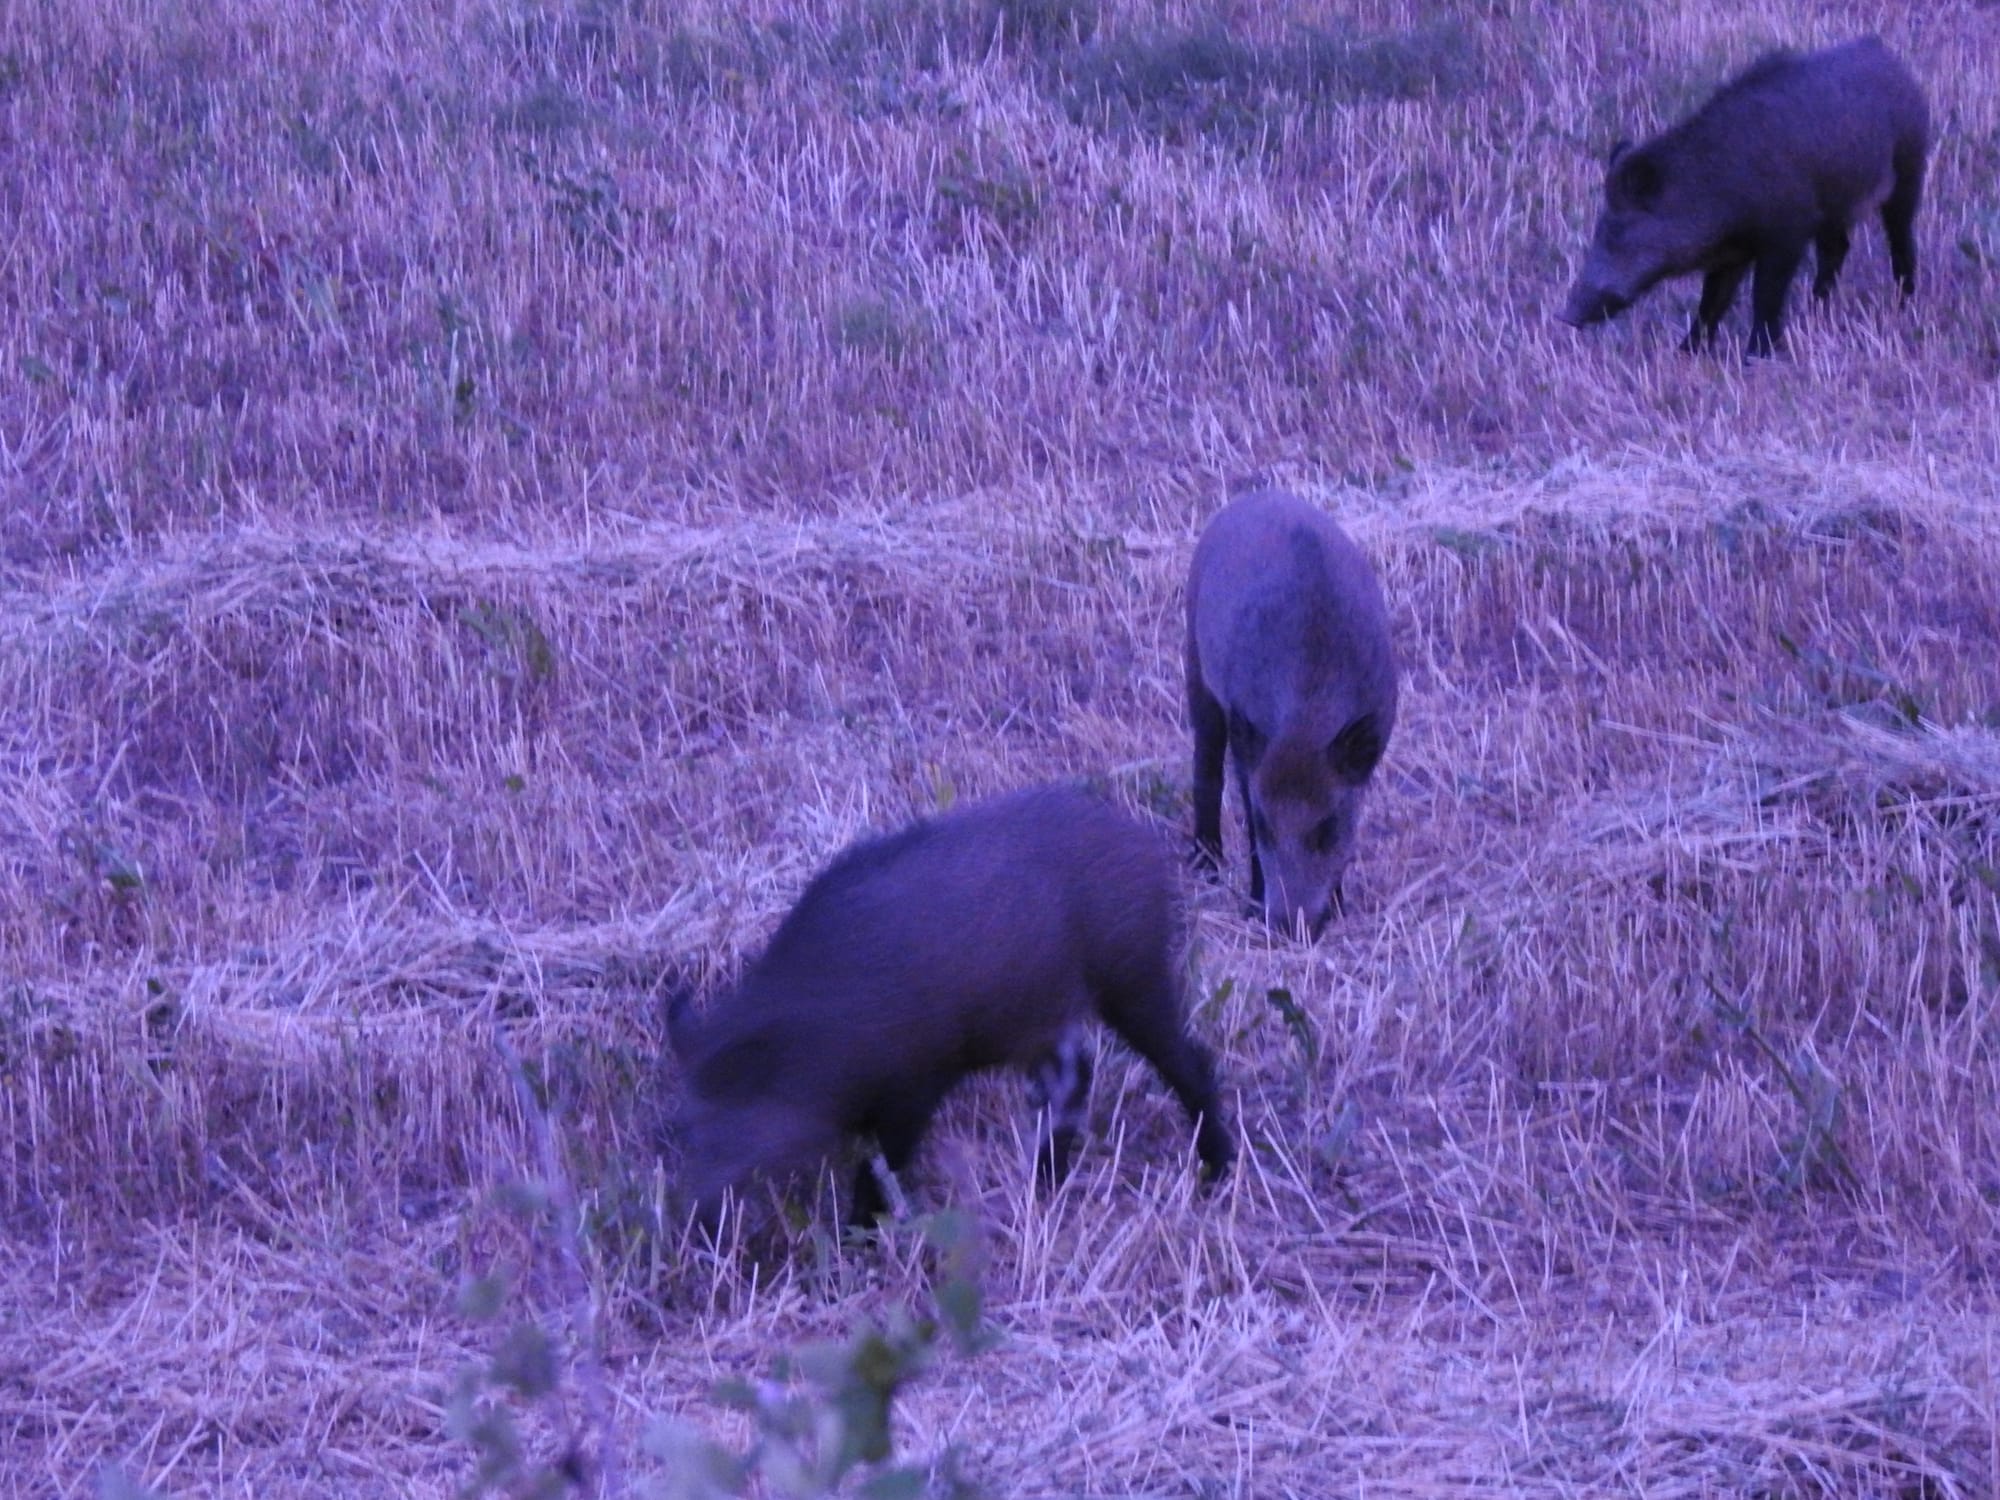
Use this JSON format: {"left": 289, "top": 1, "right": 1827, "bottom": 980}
{"left": 4, "top": 0, "right": 2000, "bottom": 1492}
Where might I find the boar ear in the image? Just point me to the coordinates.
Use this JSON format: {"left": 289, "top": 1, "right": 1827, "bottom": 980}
{"left": 1614, "top": 150, "right": 1664, "bottom": 207}
{"left": 1326, "top": 712, "right": 1387, "bottom": 783}
{"left": 1226, "top": 707, "right": 1267, "bottom": 762}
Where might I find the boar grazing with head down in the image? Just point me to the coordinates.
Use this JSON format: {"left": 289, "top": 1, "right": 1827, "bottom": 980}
{"left": 1186, "top": 490, "right": 1399, "bottom": 939}
{"left": 666, "top": 786, "right": 1234, "bottom": 1231}
{"left": 1559, "top": 35, "right": 1930, "bottom": 356}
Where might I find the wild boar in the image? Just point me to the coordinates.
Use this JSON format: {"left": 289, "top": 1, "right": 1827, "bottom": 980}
{"left": 666, "top": 786, "right": 1234, "bottom": 1229}
{"left": 1559, "top": 35, "right": 1930, "bottom": 356}
{"left": 1186, "top": 490, "right": 1399, "bottom": 938}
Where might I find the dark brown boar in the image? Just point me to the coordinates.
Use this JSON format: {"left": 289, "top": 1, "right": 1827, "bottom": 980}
{"left": 1186, "top": 490, "right": 1399, "bottom": 939}
{"left": 666, "top": 786, "right": 1234, "bottom": 1229}
{"left": 1559, "top": 35, "right": 1930, "bottom": 356}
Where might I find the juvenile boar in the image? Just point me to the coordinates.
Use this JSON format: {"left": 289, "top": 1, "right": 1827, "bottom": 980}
{"left": 667, "top": 786, "right": 1234, "bottom": 1229}
{"left": 1186, "top": 490, "right": 1399, "bottom": 938}
{"left": 1559, "top": 35, "right": 1929, "bottom": 356}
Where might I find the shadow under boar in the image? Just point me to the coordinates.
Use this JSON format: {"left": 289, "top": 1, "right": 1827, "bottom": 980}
{"left": 666, "top": 786, "right": 1234, "bottom": 1230}
{"left": 1559, "top": 35, "right": 1930, "bottom": 356}
{"left": 1187, "top": 490, "right": 1399, "bottom": 938}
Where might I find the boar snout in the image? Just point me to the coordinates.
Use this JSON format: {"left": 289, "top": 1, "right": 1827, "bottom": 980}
{"left": 1256, "top": 850, "right": 1341, "bottom": 940}
{"left": 1262, "top": 891, "right": 1336, "bottom": 942}
{"left": 1559, "top": 279, "right": 1629, "bottom": 327}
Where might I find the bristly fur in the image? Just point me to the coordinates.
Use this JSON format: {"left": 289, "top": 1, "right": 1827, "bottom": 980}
{"left": 1187, "top": 490, "right": 1400, "bottom": 937}
{"left": 1560, "top": 35, "right": 1930, "bottom": 355}
{"left": 668, "top": 785, "right": 1234, "bottom": 1228}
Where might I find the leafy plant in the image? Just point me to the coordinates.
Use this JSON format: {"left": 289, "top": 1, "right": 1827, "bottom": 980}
{"left": 457, "top": 598, "right": 559, "bottom": 688}
{"left": 649, "top": 1210, "right": 992, "bottom": 1498}
{"left": 448, "top": 1154, "right": 994, "bottom": 1498}
{"left": 1061, "top": 17, "right": 1478, "bottom": 148}
{"left": 1704, "top": 979, "right": 1862, "bottom": 1198}
{"left": 1774, "top": 628, "right": 1927, "bottom": 728}
{"left": 1264, "top": 984, "right": 1319, "bottom": 1074}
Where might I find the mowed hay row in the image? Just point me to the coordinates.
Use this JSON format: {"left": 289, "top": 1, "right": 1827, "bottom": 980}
{"left": 3, "top": 476, "right": 2000, "bottom": 1240}
{"left": 0, "top": 499, "right": 1168, "bottom": 1229}
{"left": 0, "top": 499, "right": 1170, "bottom": 956}
{"left": 4, "top": 0, "right": 1999, "bottom": 554}
{"left": 5, "top": 488, "right": 1999, "bottom": 1487}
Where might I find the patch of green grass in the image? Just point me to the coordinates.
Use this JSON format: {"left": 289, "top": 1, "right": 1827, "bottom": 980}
{"left": 1062, "top": 24, "right": 1269, "bottom": 146}
{"left": 622, "top": 21, "right": 786, "bottom": 103}
{"left": 1286, "top": 18, "right": 1481, "bottom": 105}
{"left": 931, "top": 144, "right": 1044, "bottom": 253}
{"left": 496, "top": 80, "right": 591, "bottom": 135}
{"left": 987, "top": 0, "right": 1100, "bottom": 54}
{"left": 1060, "top": 17, "right": 1480, "bottom": 148}
{"left": 826, "top": 0, "right": 992, "bottom": 74}
{"left": 831, "top": 291, "right": 934, "bottom": 364}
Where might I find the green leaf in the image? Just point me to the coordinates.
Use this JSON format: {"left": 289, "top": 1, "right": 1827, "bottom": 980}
{"left": 934, "top": 1277, "right": 989, "bottom": 1355}
{"left": 641, "top": 1418, "right": 746, "bottom": 1500}
{"left": 1264, "top": 986, "right": 1318, "bottom": 1071}
{"left": 1197, "top": 976, "right": 1234, "bottom": 1023}
{"left": 833, "top": 1379, "right": 895, "bottom": 1467}
{"left": 857, "top": 1467, "right": 928, "bottom": 1500}
{"left": 456, "top": 1273, "right": 509, "bottom": 1321}
{"left": 1430, "top": 525, "right": 1499, "bottom": 558}
{"left": 490, "top": 1323, "right": 560, "bottom": 1399}
{"left": 447, "top": 1399, "right": 522, "bottom": 1476}
{"left": 1315, "top": 1096, "right": 1362, "bottom": 1170}
{"left": 96, "top": 842, "right": 144, "bottom": 893}
{"left": 492, "top": 1180, "right": 554, "bottom": 1220}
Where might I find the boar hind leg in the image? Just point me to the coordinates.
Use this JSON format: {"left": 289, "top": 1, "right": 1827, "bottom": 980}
{"left": 1812, "top": 225, "right": 1851, "bottom": 300}
{"left": 849, "top": 1165, "right": 896, "bottom": 1227}
{"left": 850, "top": 1084, "right": 948, "bottom": 1224}
{"left": 1746, "top": 243, "right": 1807, "bottom": 357}
{"left": 1682, "top": 261, "right": 1749, "bottom": 353}
{"left": 1026, "top": 1028, "right": 1094, "bottom": 1188}
{"left": 1882, "top": 170, "right": 1922, "bottom": 298}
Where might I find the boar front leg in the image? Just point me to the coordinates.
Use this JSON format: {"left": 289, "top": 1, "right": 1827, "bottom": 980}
{"left": 1682, "top": 260, "right": 1749, "bottom": 353}
{"left": 850, "top": 1082, "right": 949, "bottom": 1224}
{"left": 1026, "top": 1027, "right": 1094, "bottom": 1189}
{"left": 1812, "top": 224, "right": 1851, "bottom": 300}
{"left": 1746, "top": 242, "right": 1808, "bottom": 357}
{"left": 1188, "top": 670, "right": 1228, "bottom": 877}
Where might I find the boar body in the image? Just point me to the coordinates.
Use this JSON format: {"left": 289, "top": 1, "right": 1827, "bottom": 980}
{"left": 1560, "top": 35, "right": 1929, "bottom": 355}
{"left": 1186, "top": 490, "right": 1399, "bottom": 937}
{"left": 669, "top": 786, "right": 1233, "bottom": 1227}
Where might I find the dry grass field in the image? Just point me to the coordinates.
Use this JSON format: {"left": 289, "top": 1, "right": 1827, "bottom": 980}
{"left": 4, "top": 0, "right": 2000, "bottom": 1493}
